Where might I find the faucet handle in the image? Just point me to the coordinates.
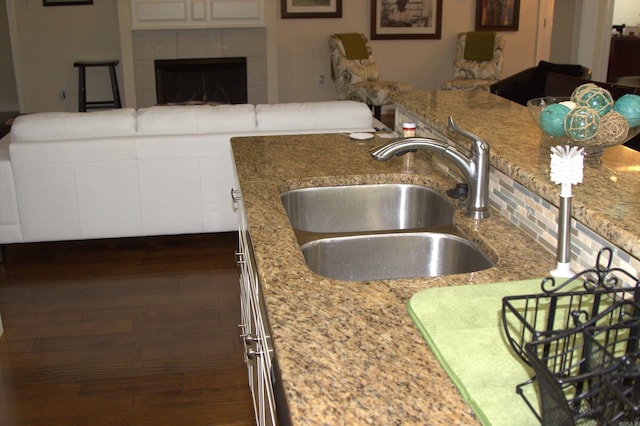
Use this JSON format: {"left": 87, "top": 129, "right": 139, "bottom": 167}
{"left": 447, "top": 117, "right": 489, "bottom": 152}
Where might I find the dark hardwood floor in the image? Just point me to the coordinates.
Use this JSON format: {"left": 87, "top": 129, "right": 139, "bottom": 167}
{"left": 0, "top": 233, "right": 255, "bottom": 425}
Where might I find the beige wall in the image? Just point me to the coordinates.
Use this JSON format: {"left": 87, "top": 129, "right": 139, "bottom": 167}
{"left": 274, "top": 0, "right": 543, "bottom": 103}
{"left": 9, "top": 0, "right": 121, "bottom": 113}
{"left": 8, "top": 0, "right": 556, "bottom": 113}
{"left": 0, "top": 0, "right": 18, "bottom": 112}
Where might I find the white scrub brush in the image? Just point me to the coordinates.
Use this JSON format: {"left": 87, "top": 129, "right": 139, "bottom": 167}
{"left": 549, "top": 145, "right": 584, "bottom": 277}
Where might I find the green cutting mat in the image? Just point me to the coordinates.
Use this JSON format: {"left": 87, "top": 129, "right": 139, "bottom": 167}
{"left": 407, "top": 279, "right": 546, "bottom": 425}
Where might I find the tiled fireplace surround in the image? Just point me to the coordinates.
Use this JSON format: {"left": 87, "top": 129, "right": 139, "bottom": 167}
{"left": 132, "top": 27, "right": 267, "bottom": 108}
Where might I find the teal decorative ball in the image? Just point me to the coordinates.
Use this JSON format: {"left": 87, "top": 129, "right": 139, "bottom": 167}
{"left": 573, "top": 86, "right": 614, "bottom": 116}
{"left": 614, "top": 94, "right": 640, "bottom": 127}
{"left": 540, "top": 103, "right": 570, "bottom": 137}
{"left": 571, "top": 83, "right": 599, "bottom": 102}
{"left": 564, "top": 107, "right": 600, "bottom": 141}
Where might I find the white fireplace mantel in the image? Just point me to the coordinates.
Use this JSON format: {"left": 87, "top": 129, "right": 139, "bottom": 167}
{"left": 130, "top": 0, "right": 265, "bottom": 30}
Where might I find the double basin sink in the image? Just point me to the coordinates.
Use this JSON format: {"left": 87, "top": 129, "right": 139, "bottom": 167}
{"left": 280, "top": 183, "right": 494, "bottom": 281}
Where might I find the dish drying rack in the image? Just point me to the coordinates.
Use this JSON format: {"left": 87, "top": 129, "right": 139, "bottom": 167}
{"left": 502, "top": 247, "right": 640, "bottom": 424}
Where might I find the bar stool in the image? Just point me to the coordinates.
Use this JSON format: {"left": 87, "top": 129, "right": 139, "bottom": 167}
{"left": 74, "top": 60, "right": 122, "bottom": 112}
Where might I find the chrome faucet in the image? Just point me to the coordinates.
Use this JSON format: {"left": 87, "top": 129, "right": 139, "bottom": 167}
{"left": 369, "top": 116, "right": 491, "bottom": 219}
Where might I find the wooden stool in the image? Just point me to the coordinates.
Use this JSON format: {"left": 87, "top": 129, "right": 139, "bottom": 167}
{"left": 74, "top": 60, "right": 122, "bottom": 112}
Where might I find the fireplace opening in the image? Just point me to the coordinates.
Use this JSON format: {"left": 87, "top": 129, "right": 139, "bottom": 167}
{"left": 155, "top": 57, "right": 248, "bottom": 105}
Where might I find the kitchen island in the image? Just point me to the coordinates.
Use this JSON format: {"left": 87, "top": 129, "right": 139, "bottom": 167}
{"left": 231, "top": 90, "right": 640, "bottom": 424}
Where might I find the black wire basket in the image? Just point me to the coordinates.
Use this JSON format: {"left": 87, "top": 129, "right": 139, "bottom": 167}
{"left": 502, "top": 247, "right": 640, "bottom": 366}
{"left": 584, "top": 321, "right": 640, "bottom": 423}
{"left": 524, "top": 303, "right": 640, "bottom": 424}
{"left": 501, "top": 247, "right": 640, "bottom": 424}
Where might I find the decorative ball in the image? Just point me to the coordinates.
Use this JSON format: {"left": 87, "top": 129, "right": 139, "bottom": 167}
{"left": 540, "top": 103, "right": 571, "bottom": 137}
{"left": 573, "top": 86, "right": 614, "bottom": 116}
{"left": 571, "top": 83, "right": 600, "bottom": 103}
{"left": 564, "top": 106, "right": 600, "bottom": 141}
{"left": 592, "top": 111, "right": 630, "bottom": 146}
{"left": 614, "top": 94, "right": 640, "bottom": 127}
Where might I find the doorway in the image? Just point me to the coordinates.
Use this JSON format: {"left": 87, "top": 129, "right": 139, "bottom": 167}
{"left": 535, "top": 0, "right": 554, "bottom": 64}
{"left": 545, "top": 0, "right": 616, "bottom": 81}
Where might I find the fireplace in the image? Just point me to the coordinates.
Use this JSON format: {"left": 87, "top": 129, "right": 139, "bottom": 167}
{"left": 155, "top": 57, "right": 248, "bottom": 105}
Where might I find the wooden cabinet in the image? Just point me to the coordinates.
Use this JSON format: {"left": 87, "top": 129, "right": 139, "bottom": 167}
{"left": 607, "top": 36, "right": 640, "bottom": 82}
{"left": 131, "top": 0, "right": 265, "bottom": 29}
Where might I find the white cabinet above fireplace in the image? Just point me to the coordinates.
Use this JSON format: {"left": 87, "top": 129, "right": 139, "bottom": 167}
{"left": 131, "top": 0, "right": 265, "bottom": 29}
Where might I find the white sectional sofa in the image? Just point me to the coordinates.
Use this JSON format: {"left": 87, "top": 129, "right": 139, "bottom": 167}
{"left": 0, "top": 101, "right": 375, "bottom": 248}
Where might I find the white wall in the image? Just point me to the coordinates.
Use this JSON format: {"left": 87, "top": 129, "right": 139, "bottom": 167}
{"left": 613, "top": 0, "right": 640, "bottom": 26}
{"left": 8, "top": 0, "right": 549, "bottom": 112}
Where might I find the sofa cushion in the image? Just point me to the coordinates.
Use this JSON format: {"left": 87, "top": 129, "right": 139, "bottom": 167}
{"left": 528, "top": 61, "right": 587, "bottom": 101}
{"left": 256, "top": 101, "right": 372, "bottom": 132}
{"left": 536, "top": 60, "right": 585, "bottom": 78}
{"left": 11, "top": 108, "right": 137, "bottom": 142}
{"left": 136, "top": 104, "right": 256, "bottom": 135}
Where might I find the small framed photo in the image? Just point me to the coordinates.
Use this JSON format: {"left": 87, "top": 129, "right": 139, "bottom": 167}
{"left": 43, "top": 0, "right": 93, "bottom": 5}
{"left": 281, "top": 0, "right": 342, "bottom": 19}
{"left": 371, "top": 0, "right": 442, "bottom": 40}
{"left": 475, "top": 0, "right": 520, "bottom": 31}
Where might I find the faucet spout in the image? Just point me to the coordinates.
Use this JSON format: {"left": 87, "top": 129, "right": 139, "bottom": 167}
{"left": 369, "top": 116, "right": 491, "bottom": 219}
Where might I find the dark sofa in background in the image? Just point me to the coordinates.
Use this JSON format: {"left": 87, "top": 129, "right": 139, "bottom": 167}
{"left": 490, "top": 60, "right": 592, "bottom": 106}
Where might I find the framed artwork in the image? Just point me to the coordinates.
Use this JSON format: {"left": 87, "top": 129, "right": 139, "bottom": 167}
{"left": 475, "top": 0, "right": 520, "bottom": 31}
{"left": 281, "top": 0, "right": 342, "bottom": 19}
{"left": 43, "top": 0, "right": 92, "bottom": 5}
{"left": 371, "top": 0, "right": 442, "bottom": 40}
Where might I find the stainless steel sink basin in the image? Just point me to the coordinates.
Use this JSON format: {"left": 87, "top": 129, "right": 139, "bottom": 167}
{"left": 301, "top": 232, "right": 494, "bottom": 281}
{"left": 281, "top": 184, "right": 455, "bottom": 233}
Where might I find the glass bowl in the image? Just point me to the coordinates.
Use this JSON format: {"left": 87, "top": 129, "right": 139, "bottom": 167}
{"left": 527, "top": 96, "right": 640, "bottom": 160}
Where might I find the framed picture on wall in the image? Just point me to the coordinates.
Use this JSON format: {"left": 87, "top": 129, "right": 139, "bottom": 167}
{"left": 281, "top": 0, "right": 342, "bottom": 19}
{"left": 475, "top": 0, "right": 520, "bottom": 31}
{"left": 371, "top": 0, "right": 443, "bottom": 40}
{"left": 43, "top": 0, "right": 93, "bottom": 5}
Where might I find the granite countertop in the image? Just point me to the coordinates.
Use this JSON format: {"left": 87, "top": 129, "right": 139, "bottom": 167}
{"left": 231, "top": 90, "right": 640, "bottom": 424}
{"left": 391, "top": 90, "right": 640, "bottom": 259}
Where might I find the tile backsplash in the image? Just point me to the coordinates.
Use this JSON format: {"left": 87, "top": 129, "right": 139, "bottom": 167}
{"left": 489, "top": 167, "right": 640, "bottom": 277}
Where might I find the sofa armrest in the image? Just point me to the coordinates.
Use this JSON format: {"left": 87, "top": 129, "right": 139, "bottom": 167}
{"left": 543, "top": 73, "right": 592, "bottom": 98}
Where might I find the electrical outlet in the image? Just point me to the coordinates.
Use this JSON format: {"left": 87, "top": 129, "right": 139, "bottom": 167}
{"left": 319, "top": 74, "right": 325, "bottom": 85}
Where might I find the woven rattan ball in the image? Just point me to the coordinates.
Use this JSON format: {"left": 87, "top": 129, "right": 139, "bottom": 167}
{"left": 589, "top": 111, "right": 630, "bottom": 147}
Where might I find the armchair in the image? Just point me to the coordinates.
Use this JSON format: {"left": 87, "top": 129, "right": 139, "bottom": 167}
{"left": 441, "top": 32, "right": 505, "bottom": 91}
{"left": 329, "top": 33, "right": 412, "bottom": 118}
